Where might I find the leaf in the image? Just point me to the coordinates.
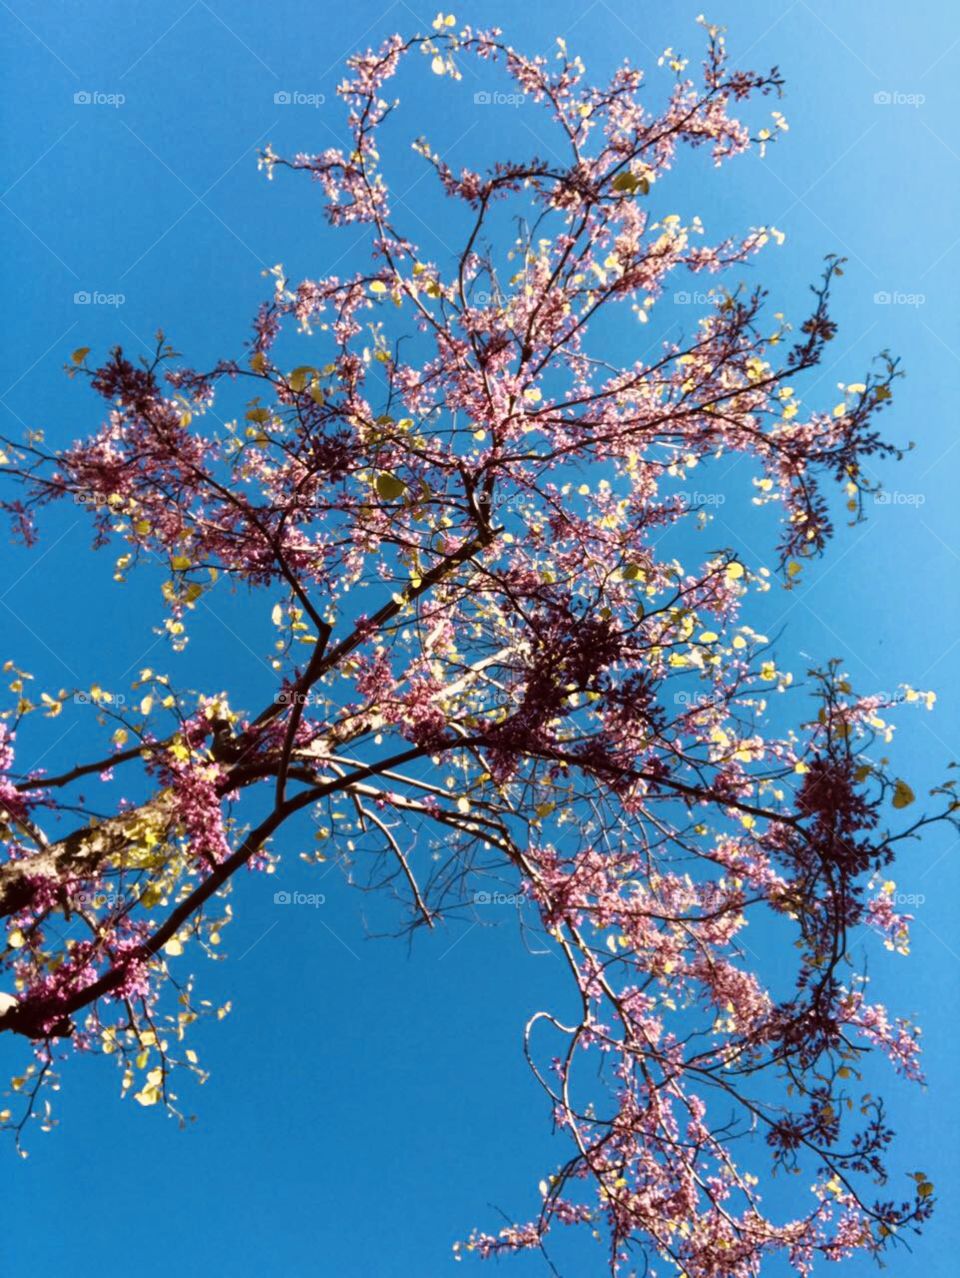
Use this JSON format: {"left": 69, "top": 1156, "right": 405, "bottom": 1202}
{"left": 892, "top": 779, "right": 915, "bottom": 809}
{"left": 71, "top": 347, "right": 91, "bottom": 365}
{"left": 612, "top": 171, "right": 649, "bottom": 195}
{"left": 288, "top": 365, "right": 316, "bottom": 393}
{"left": 163, "top": 937, "right": 184, "bottom": 957}
{"left": 375, "top": 473, "right": 406, "bottom": 501}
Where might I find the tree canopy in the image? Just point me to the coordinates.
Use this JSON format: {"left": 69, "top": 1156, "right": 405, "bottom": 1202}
{"left": 0, "top": 16, "right": 951, "bottom": 1276}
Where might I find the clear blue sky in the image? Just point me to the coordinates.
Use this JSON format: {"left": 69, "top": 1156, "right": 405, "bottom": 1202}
{"left": 1, "top": 2, "right": 957, "bottom": 1275}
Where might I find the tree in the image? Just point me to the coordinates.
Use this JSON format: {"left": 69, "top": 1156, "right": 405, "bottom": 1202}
{"left": 0, "top": 15, "right": 951, "bottom": 1275}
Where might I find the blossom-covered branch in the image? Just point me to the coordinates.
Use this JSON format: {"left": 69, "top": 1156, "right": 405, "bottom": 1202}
{"left": 0, "top": 14, "right": 951, "bottom": 1277}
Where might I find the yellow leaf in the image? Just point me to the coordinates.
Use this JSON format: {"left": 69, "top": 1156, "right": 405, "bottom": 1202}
{"left": 163, "top": 937, "right": 184, "bottom": 957}
{"left": 375, "top": 473, "right": 406, "bottom": 501}
{"left": 892, "top": 779, "right": 915, "bottom": 809}
{"left": 71, "top": 346, "right": 91, "bottom": 365}
{"left": 611, "top": 171, "right": 649, "bottom": 195}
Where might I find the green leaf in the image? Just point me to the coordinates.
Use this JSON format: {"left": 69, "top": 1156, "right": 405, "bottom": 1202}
{"left": 375, "top": 473, "right": 406, "bottom": 501}
{"left": 288, "top": 365, "right": 316, "bottom": 393}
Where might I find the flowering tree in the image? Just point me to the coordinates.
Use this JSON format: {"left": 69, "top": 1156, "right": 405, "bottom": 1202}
{"left": 0, "top": 15, "right": 951, "bottom": 1276}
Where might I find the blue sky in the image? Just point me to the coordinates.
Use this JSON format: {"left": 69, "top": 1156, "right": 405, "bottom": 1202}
{"left": 1, "top": 1, "right": 958, "bottom": 1275}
